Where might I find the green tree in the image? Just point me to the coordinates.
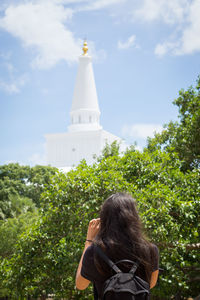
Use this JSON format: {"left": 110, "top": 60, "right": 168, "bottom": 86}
{"left": 0, "top": 202, "right": 38, "bottom": 298}
{"left": 2, "top": 149, "right": 199, "bottom": 299}
{"left": 0, "top": 210, "right": 37, "bottom": 259}
{"left": 0, "top": 163, "right": 57, "bottom": 219}
{"left": 0, "top": 164, "right": 57, "bottom": 297}
{"left": 2, "top": 160, "right": 131, "bottom": 299}
{"left": 147, "top": 75, "right": 200, "bottom": 171}
{"left": 96, "top": 140, "right": 121, "bottom": 161}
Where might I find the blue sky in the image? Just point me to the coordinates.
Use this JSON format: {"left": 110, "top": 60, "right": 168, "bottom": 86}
{"left": 1, "top": 0, "right": 200, "bottom": 166}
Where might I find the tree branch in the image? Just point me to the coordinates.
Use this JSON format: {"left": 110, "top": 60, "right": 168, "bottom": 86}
{"left": 158, "top": 242, "right": 200, "bottom": 250}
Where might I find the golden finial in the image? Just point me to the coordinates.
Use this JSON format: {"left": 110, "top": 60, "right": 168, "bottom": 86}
{"left": 82, "top": 40, "right": 88, "bottom": 56}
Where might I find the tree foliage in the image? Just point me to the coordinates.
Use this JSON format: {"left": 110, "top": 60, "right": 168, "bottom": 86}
{"left": 0, "top": 163, "right": 57, "bottom": 219}
{"left": 1, "top": 149, "right": 199, "bottom": 299}
{"left": 0, "top": 211, "right": 38, "bottom": 259}
{"left": 147, "top": 76, "right": 200, "bottom": 171}
{"left": 0, "top": 164, "right": 57, "bottom": 297}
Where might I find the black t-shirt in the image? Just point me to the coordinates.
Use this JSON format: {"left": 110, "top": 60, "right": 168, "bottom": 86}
{"left": 81, "top": 243, "right": 159, "bottom": 299}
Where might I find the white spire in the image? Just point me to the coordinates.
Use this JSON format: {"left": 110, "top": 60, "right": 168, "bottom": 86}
{"left": 68, "top": 41, "right": 102, "bottom": 132}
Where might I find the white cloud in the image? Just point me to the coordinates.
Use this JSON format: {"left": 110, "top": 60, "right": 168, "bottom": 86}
{"left": 0, "top": 73, "right": 28, "bottom": 94}
{"left": 0, "top": 0, "right": 199, "bottom": 67}
{"left": 0, "top": 1, "right": 81, "bottom": 69}
{"left": 27, "top": 142, "right": 47, "bottom": 166}
{"left": 80, "top": 0, "right": 200, "bottom": 57}
{"left": 4, "top": 160, "right": 19, "bottom": 164}
{"left": 178, "top": 0, "right": 200, "bottom": 55}
{"left": 0, "top": 1, "right": 107, "bottom": 68}
{"left": 0, "top": 81, "right": 19, "bottom": 94}
{"left": 154, "top": 0, "right": 200, "bottom": 57}
{"left": 5, "top": 62, "right": 15, "bottom": 73}
{"left": 118, "top": 35, "right": 137, "bottom": 50}
{"left": 77, "top": 0, "right": 200, "bottom": 57}
{"left": 0, "top": 51, "right": 29, "bottom": 94}
{"left": 155, "top": 41, "right": 180, "bottom": 57}
{"left": 78, "top": 0, "right": 126, "bottom": 11}
{"left": 121, "top": 123, "right": 163, "bottom": 139}
{"left": 133, "top": 0, "right": 189, "bottom": 24}
{"left": 29, "top": 152, "right": 46, "bottom": 166}
{"left": 0, "top": 51, "right": 12, "bottom": 60}
{"left": 5, "top": 151, "right": 46, "bottom": 166}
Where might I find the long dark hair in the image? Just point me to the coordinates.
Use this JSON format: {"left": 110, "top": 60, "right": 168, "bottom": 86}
{"left": 94, "top": 192, "right": 154, "bottom": 282}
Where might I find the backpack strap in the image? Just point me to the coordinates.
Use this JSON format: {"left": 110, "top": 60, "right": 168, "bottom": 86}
{"left": 115, "top": 259, "right": 139, "bottom": 274}
{"left": 95, "top": 245, "right": 121, "bottom": 274}
{"left": 129, "top": 262, "right": 139, "bottom": 274}
{"left": 95, "top": 245, "right": 139, "bottom": 275}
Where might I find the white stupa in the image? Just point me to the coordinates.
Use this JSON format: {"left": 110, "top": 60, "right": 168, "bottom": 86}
{"left": 45, "top": 41, "right": 123, "bottom": 169}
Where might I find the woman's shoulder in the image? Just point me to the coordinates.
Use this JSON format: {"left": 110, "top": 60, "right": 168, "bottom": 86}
{"left": 81, "top": 243, "right": 105, "bottom": 282}
{"left": 81, "top": 244, "right": 95, "bottom": 275}
{"left": 83, "top": 243, "right": 95, "bottom": 260}
{"left": 150, "top": 243, "right": 159, "bottom": 254}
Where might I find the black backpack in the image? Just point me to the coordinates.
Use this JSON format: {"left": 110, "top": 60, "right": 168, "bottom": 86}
{"left": 95, "top": 246, "right": 150, "bottom": 300}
